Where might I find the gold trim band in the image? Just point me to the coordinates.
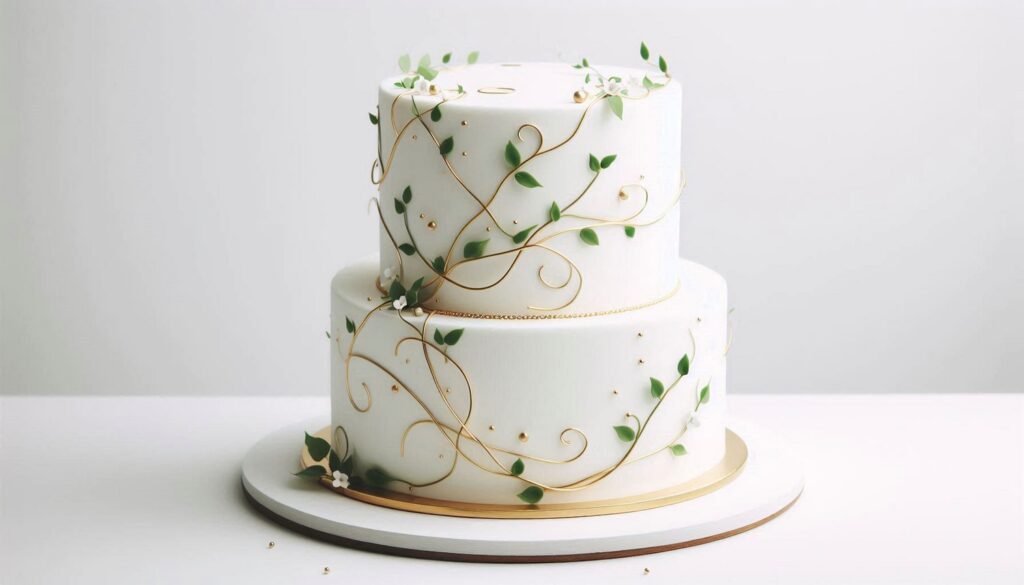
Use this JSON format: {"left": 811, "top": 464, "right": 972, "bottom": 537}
{"left": 301, "top": 428, "right": 746, "bottom": 519}
{"left": 371, "top": 279, "right": 681, "bottom": 321}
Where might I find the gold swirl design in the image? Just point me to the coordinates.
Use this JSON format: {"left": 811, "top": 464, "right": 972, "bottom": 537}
{"left": 477, "top": 86, "right": 516, "bottom": 94}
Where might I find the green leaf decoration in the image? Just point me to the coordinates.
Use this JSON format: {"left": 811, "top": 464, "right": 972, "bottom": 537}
{"left": 325, "top": 331, "right": 330, "bottom": 339}
{"left": 394, "top": 198, "right": 406, "bottom": 214}
{"left": 339, "top": 453, "right": 355, "bottom": 475}
{"left": 510, "top": 458, "right": 525, "bottom": 476}
{"left": 582, "top": 57, "right": 590, "bottom": 67}
{"left": 514, "top": 172, "right": 542, "bottom": 188}
{"left": 442, "top": 52, "right": 452, "bottom": 64}
{"left": 418, "top": 54, "right": 430, "bottom": 69}
{"left": 463, "top": 238, "right": 489, "bottom": 259}
{"left": 443, "top": 328, "right": 464, "bottom": 345}
{"left": 624, "top": 225, "right": 636, "bottom": 238}
{"left": 406, "top": 278, "right": 423, "bottom": 305}
{"left": 431, "top": 106, "right": 442, "bottom": 122}
{"left": 439, "top": 136, "right": 454, "bottom": 156}
{"left": 294, "top": 465, "right": 327, "bottom": 478}
{"left": 549, "top": 202, "right": 561, "bottom": 222}
{"left": 433, "top": 329, "right": 444, "bottom": 345}
{"left": 650, "top": 377, "right": 665, "bottom": 399}
{"left": 328, "top": 449, "right": 343, "bottom": 472}
{"left": 398, "top": 243, "right": 416, "bottom": 256}
{"left": 457, "top": 84, "right": 465, "bottom": 94}
{"left": 398, "top": 54, "right": 411, "bottom": 72}
{"left": 402, "top": 186, "right": 412, "bottom": 204}
{"left": 431, "top": 256, "right": 445, "bottom": 274}
{"left": 512, "top": 225, "right": 537, "bottom": 244}
{"left": 640, "top": 41, "right": 650, "bottom": 61}
{"left": 643, "top": 76, "right": 664, "bottom": 90}
{"left": 517, "top": 485, "right": 543, "bottom": 504}
{"left": 345, "top": 317, "right": 355, "bottom": 334}
{"left": 614, "top": 425, "right": 636, "bottom": 442}
{"left": 670, "top": 444, "right": 687, "bottom": 456}
{"left": 607, "top": 95, "right": 624, "bottom": 120}
{"left": 659, "top": 55, "right": 668, "bottom": 73}
{"left": 368, "top": 112, "right": 379, "bottom": 125}
{"left": 388, "top": 279, "right": 406, "bottom": 301}
{"left": 304, "top": 432, "right": 331, "bottom": 461}
{"left": 467, "top": 51, "right": 479, "bottom": 64}
{"left": 589, "top": 154, "right": 600, "bottom": 172}
{"left": 505, "top": 141, "right": 522, "bottom": 168}
{"left": 365, "top": 466, "right": 393, "bottom": 486}
{"left": 677, "top": 354, "right": 690, "bottom": 376}
{"left": 600, "top": 154, "right": 617, "bottom": 169}
{"left": 699, "top": 383, "right": 711, "bottom": 404}
{"left": 417, "top": 65, "right": 438, "bottom": 81}
{"left": 579, "top": 228, "right": 600, "bottom": 246}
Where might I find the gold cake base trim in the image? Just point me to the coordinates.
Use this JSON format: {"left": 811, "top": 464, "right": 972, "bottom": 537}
{"left": 300, "top": 427, "right": 747, "bottom": 519}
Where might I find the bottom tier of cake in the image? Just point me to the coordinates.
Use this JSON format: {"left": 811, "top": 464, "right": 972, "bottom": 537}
{"left": 329, "top": 256, "right": 729, "bottom": 506}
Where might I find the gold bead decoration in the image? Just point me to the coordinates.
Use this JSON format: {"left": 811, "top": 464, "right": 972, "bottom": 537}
{"left": 485, "top": 226, "right": 491, "bottom": 232}
{"left": 573, "top": 90, "right": 588, "bottom": 103}
{"left": 518, "top": 432, "right": 529, "bottom": 443}
{"left": 268, "top": 541, "right": 275, "bottom": 549}
{"left": 411, "top": 134, "right": 417, "bottom": 140}
{"left": 445, "top": 387, "right": 451, "bottom": 394}
{"left": 323, "top": 567, "right": 331, "bottom": 575}
{"left": 461, "top": 151, "right": 468, "bottom": 157}
{"left": 460, "top": 120, "right": 468, "bottom": 126}
{"left": 366, "top": 296, "right": 372, "bottom": 302}
{"left": 391, "top": 384, "right": 399, "bottom": 393}
{"left": 413, "top": 307, "right": 424, "bottom": 317}
{"left": 427, "top": 220, "right": 437, "bottom": 230}
{"left": 428, "top": 84, "right": 438, "bottom": 95}
{"left": 419, "top": 213, "right": 426, "bottom": 219}
{"left": 489, "top": 425, "right": 495, "bottom": 431}
{"left": 613, "top": 389, "right": 619, "bottom": 395}
{"left": 618, "top": 189, "right": 629, "bottom": 201}
{"left": 637, "top": 331, "right": 644, "bottom": 337}
{"left": 644, "top": 568, "right": 651, "bottom": 575}
{"left": 638, "top": 358, "right": 646, "bottom": 365}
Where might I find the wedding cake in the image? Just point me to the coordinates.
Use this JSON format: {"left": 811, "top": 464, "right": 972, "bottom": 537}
{"left": 308, "top": 49, "right": 736, "bottom": 516}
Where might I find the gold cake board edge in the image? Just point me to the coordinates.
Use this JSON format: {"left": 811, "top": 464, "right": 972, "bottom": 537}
{"left": 300, "top": 427, "right": 749, "bottom": 520}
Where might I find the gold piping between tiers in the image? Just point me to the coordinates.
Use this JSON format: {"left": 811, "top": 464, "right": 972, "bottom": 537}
{"left": 301, "top": 428, "right": 747, "bottom": 519}
{"left": 371, "top": 279, "right": 681, "bottom": 321}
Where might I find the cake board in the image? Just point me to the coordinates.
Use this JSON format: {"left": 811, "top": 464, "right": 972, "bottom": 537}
{"left": 240, "top": 417, "right": 803, "bottom": 563}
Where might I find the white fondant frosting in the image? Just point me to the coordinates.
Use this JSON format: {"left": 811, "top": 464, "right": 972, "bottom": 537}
{"left": 325, "top": 60, "right": 730, "bottom": 507}
{"left": 375, "top": 63, "right": 682, "bottom": 316}
{"left": 330, "top": 257, "right": 728, "bottom": 505}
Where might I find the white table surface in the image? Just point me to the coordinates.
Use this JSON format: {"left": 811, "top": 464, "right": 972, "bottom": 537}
{"left": 1, "top": 394, "right": 1021, "bottom": 584}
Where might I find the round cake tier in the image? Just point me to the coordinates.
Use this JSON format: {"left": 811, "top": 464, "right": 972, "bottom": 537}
{"left": 329, "top": 256, "right": 728, "bottom": 507}
{"left": 373, "top": 62, "right": 681, "bottom": 316}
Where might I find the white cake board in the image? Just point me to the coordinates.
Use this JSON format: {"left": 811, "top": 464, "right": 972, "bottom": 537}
{"left": 241, "top": 417, "right": 803, "bottom": 563}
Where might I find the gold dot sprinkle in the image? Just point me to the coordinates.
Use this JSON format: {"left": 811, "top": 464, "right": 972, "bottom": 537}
{"left": 644, "top": 568, "right": 651, "bottom": 575}
{"left": 428, "top": 84, "right": 439, "bottom": 95}
{"left": 460, "top": 120, "right": 468, "bottom": 126}
{"left": 419, "top": 213, "right": 426, "bottom": 219}
{"left": 268, "top": 541, "right": 275, "bottom": 549}
{"left": 438, "top": 453, "right": 444, "bottom": 459}
{"left": 518, "top": 432, "right": 529, "bottom": 443}
{"left": 618, "top": 189, "right": 629, "bottom": 201}
{"left": 323, "top": 567, "right": 331, "bottom": 575}
{"left": 366, "top": 296, "right": 372, "bottom": 302}
{"left": 573, "top": 89, "right": 588, "bottom": 103}
{"left": 411, "top": 134, "right": 417, "bottom": 140}
{"left": 461, "top": 151, "right": 468, "bottom": 157}
{"left": 512, "top": 219, "right": 519, "bottom": 225}
{"left": 489, "top": 425, "right": 495, "bottom": 431}
{"left": 639, "top": 175, "right": 646, "bottom": 181}
{"left": 405, "top": 358, "right": 411, "bottom": 364}
{"left": 427, "top": 220, "right": 437, "bottom": 230}
{"left": 613, "top": 389, "right": 619, "bottom": 395}
{"left": 697, "top": 316, "right": 703, "bottom": 322}
{"left": 485, "top": 226, "right": 491, "bottom": 232}
{"left": 638, "top": 358, "right": 646, "bottom": 365}
{"left": 391, "top": 384, "right": 399, "bottom": 393}
{"left": 445, "top": 387, "right": 451, "bottom": 394}
{"left": 637, "top": 331, "right": 644, "bottom": 337}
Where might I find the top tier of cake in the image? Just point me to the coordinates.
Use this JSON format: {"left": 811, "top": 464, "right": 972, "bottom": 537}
{"left": 373, "top": 62, "right": 681, "bottom": 317}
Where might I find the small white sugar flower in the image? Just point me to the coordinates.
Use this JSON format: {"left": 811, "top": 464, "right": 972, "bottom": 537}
{"left": 627, "top": 74, "right": 643, "bottom": 89}
{"left": 605, "top": 79, "right": 624, "bottom": 96}
{"left": 686, "top": 411, "right": 702, "bottom": 430}
{"left": 392, "top": 295, "right": 408, "bottom": 311}
{"left": 414, "top": 78, "right": 431, "bottom": 95}
{"left": 383, "top": 266, "right": 395, "bottom": 282}
{"left": 331, "top": 470, "right": 349, "bottom": 489}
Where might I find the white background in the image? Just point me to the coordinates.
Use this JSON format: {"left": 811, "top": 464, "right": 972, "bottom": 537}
{"left": 2, "top": 0, "right": 1022, "bottom": 396}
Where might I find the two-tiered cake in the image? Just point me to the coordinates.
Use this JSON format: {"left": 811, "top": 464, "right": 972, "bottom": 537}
{"left": 318, "top": 53, "right": 736, "bottom": 515}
